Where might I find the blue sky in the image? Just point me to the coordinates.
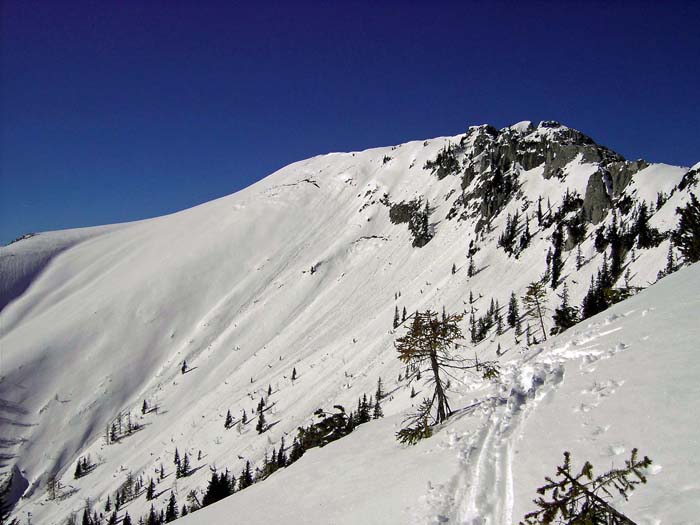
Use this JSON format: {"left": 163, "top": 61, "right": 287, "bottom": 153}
{"left": 1, "top": 1, "right": 698, "bottom": 244}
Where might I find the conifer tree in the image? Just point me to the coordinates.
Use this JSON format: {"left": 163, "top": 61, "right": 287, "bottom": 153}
{"left": 373, "top": 396, "right": 383, "bottom": 419}
{"left": 239, "top": 461, "right": 253, "bottom": 490}
{"left": 551, "top": 284, "right": 579, "bottom": 336}
{"left": 181, "top": 360, "right": 187, "bottom": 374}
{"left": 550, "top": 223, "right": 564, "bottom": 289}
{"left": 519, "top": 215, "right": 531, "bottom": 252}
{"left": 498, "top": 212, "right": 520, "bottom": 256}
{"left": 469, "top": 312, "right": 477, "bottom": 344}
{"left": 608, "top": 212, "right": 624, "bottom": 280}
{"left": 181, "top": 504, "right": 188, "bottom": 516}
{"left": 635, "top": 201, "right": 660, "bottom": 248}
{"left": 393, "top": 306, "right": 400, "bottom": 328}
{"left": 105, "top": 495, "right": 111, "bottom": 512}
{"left": 468, "top": 255, "right": 476, "bottom": 277}
{"left": 507, "top": 292, "right": 519, "bottom": 328}
{"left": 277, "top": 437, "right": 287, "bottom": 468}
{"left": 202, "top": 472, "right": 221, "bottom": 507}
{"left": 396, "top": 310, "right": 497, "bottom": 435}
{"left": 268, "top": 384, "right": 272, "bottom": 396}
{"left": 224, "top": 409, "right": 233, "bottom": 429}
{"left": 451, "top": 263, "right": 456, "bottom": 274}
{"left": 375, "top": 377, "right": 384, "bottom": 401}
{"left": 165, "top": 492, "right": 178, "bottom": 522}
{"left": 142, "top": 399, "right": 148, "bottom": 415}
{"left": 174, "top": 449, "right": 181, "bottom": 478}
{"left": 291, "top": 367, "right": 297, "bottom": 381}
{"left": 159, "top": 464, "right": 165, "bottom": 480}
{"left": 599, "top": 251, "right": 612, "bottom": 289}
{"left": 256, "top": 405, "right": 266, "bottom": 434}
{"left": 242, "top": 409, "right": 247, "bottom": 424}
{"left": 522, "top": 281, "right": 548, "bottom": 342}
{"left": 146, "top": 504, "right": 158, "bottom": 525}
{"left": 289, "top": 438, "right": 304, "bottom": 464}
{"left": 402, "top": 306, "right": 407, "bottom": 322}
{"left": 146, "top": 479, "right": 155, "bottom": 500}
{"left": 181, "top": 452, "right": 190, "bottom": 477}
{"left": 122, "top": 512, "right": 132, "bottom": 525}
{"left": 74, "top": 458, "right": 83, "bottom": 479}
{"left": 671, "top": 192, "right": 700, "bottom": 263}
{"left": 108, "top": 511, "right": 117, "bottom": 525}
{"left": 522, "top": 449, "right": 652, "bottom": 524}
{"left": 581, "top": 275, "right": 603, "bottom": 319}
{"left": 665, "top": 243, "right": 677, "bottom": 275}
{"left": 357, "top": 394, "right": 371, "bottom": 424}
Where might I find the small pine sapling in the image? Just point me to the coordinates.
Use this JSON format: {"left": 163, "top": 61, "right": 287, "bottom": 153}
{"left": 256, "top": 406, "right": 266, "bottom": 434}
{"left": 522, "top": 448, "right": 652, "bottom": 525}
{"left": 395, "top": 309, "right": 498, "bottom": 443}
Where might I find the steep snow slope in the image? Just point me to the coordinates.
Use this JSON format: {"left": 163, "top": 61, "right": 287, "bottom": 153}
{"left": 180, "top": 263, "right": 700, "bottom": 524}
{"left": 0, "top": 121, "right": 697, "bottom": 524}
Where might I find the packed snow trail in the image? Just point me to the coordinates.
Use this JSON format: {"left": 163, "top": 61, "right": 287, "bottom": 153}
{"left": 430, "top": 308, "right": 644, "bottom": 524}
{"left": 431, "top": 362, "right": 564, "bottom": 524}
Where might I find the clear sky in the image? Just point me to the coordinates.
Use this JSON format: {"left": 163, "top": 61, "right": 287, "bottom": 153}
{"left": 1, "top": 1, "right": 698, "bottom": 244}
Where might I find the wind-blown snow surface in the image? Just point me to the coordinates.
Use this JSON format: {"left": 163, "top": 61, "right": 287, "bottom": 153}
{"left": 181, "top": 264, "right": 700, "bottom": 525}
{"left": 0, "top": 123, "right": 697, "bottom": 524}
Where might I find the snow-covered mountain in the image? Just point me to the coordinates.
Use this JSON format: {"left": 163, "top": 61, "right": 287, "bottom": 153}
{"left": 1, "top": 121, "right": 698, "bottom": 524}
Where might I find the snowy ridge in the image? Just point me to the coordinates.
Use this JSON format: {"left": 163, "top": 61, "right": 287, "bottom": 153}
{"left": 0, "top": 122, "right": 698, "bottom": 524}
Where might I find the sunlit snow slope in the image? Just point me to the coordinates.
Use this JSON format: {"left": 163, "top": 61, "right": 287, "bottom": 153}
{"left": 0, "top": 121, "right": 697, "bottom": 524}
{"left": 181, "top": 263, "right": 700, "bottom": 524}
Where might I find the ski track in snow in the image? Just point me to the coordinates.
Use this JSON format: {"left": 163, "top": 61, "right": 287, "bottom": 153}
{"left": 429, "top": 313, "right": 633, "bottom": 524}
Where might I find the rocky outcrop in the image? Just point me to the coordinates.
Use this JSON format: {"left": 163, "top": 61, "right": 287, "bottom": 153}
{"left": 582, "top": 169, "right": 613, "bottom": 224}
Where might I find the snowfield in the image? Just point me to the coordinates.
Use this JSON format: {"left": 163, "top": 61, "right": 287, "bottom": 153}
{"left": 179, "top": 264, "right": 700, "bottom": 525}
{"left": 0, "top": 122, "right": 698, "bottom": 524}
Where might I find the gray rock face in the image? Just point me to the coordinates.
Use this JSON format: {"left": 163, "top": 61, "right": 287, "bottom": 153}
{"left": 582, "top": 169, "right": 613, "bottom": 224}
{"left": 428, "top": 122, "right": 661, "bottom": 230}
{"left": 450, "top": 122, "right": 628, "bottom": 229}
{"left": 580, "top": 160, "right": 649, "bottom": 224}
{"left": 607, "top": 160, "right": 649, "bottom": 196}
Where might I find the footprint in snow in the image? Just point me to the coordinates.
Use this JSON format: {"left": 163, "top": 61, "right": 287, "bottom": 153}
{"left": 591, "top": 425, "right": 609, "bottom": 436}
{"left": 646, "top": 464, "right": 663, "bottom": 476}
{"left": 608, "top": 444, "right": 626, "bottom": 456}
{"left": 574, "top": 402, "right": 596, "bottom": 413}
